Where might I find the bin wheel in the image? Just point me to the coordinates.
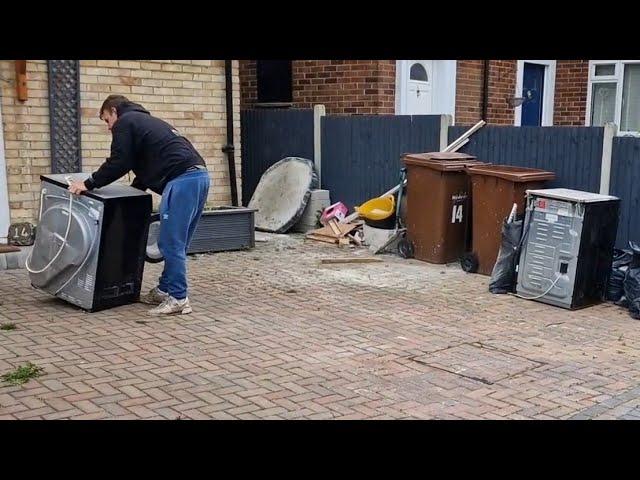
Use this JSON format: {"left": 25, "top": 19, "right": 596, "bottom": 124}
{"left": 398, "top": 238, "right": 414, "bottom": 259}
{"left": 460, "top": 252, "right": 478, "bottom": 273}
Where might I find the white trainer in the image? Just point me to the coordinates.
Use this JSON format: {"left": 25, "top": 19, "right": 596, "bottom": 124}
{"left": 139, "top": 287, "right": 170, "bottom": 305}
{"left": 148, "top": 296, "right": 192, "bottom": 316}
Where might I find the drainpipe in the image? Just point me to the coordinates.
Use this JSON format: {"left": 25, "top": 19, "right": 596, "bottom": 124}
{"left": 222, "top": 60, "right": 239, "bottom": 207}
{"left": 482, "top": 60, "right": 490, "bottom": 122}
{"left": 0, "top": 92, "right": 10, "bottom": 244}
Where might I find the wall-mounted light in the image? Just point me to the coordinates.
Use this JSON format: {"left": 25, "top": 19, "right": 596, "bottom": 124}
{"left": 507, "top": 89, "right": 534, "bottom": 108}
{"left": 508, "top": 97, "right": 526, "bottom": 108}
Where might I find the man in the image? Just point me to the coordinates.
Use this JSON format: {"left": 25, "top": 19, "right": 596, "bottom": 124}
{"left": 68, "top": 95, "right": 210, "bottom": 316}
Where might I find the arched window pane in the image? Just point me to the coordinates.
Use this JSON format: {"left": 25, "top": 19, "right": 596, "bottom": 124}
{"left": 410, "top": 63, "right": 428, "bottom": 82}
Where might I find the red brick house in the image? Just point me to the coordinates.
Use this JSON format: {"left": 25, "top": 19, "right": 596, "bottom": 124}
{"left": 240, "top": 60, "right": 640, "bottom": 135}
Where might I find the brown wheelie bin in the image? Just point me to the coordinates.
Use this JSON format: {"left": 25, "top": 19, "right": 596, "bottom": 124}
{"left": 402, "top": 152, "right": 486, "bottom": 264}
{"left": 465, "top": 165, "right": 555, "bottom": 275}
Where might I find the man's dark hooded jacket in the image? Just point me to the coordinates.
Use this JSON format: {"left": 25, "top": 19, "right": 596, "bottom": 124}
{"left": 84, "top": 101, "right": 206, "bottom": 195}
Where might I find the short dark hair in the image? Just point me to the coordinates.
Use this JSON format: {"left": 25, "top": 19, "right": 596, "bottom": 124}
{"left": 99, "top": 95, "right": 130, "bottom": 119}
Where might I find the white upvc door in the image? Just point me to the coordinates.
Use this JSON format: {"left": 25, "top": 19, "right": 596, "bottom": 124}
{"left": 395, "top": 60, "right": 457, "bottom": 121}
{"left": 406, "top": 61, "right": 433, "bottom": 115}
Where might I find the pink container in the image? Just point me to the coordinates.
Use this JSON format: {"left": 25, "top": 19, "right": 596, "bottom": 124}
{"left": 320, "top": 202, "right": 348, "bottom": 225}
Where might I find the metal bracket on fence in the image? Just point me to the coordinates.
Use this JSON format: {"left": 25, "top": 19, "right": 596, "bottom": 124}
{"left": 600, "top": 123, "right": 618, "bottom": 195}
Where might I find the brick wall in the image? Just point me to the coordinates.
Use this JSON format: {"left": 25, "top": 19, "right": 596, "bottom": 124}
{"left": 0, "top": 60, "right": 240, "bottom": 224}
{"left": 292, "top": 60, "right": 395, "bottom": 115}
{"left": 0, "top": 60, "right": 50, "bottom": 223}
{"left": 455, "top": 60, "right": 485, "bottom": 125}
{"left": 553, "top": 60, "right": 589, "bottom": 126}
{"left": 240, "top": 60, "right": 396, "bottom": 115}
{"left": 239, "top": 60, "right": 257, "bottom": 109}
{"left": 485, "top": 60, "right": 517, "bottom": 125}
{"left": 455, "top": 60, "right": 516, "bottom": 125}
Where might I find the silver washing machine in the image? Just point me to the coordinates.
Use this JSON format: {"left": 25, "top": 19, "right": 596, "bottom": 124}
{"left": 516, "top": 188, "right": 620, "bottom": 309}
{"left": 28, "top": 173, "right": 152, "bottom": 312}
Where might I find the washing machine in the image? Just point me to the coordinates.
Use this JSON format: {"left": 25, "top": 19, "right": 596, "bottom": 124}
{"left": 516, "top": 188, "right": 620, "bottom": 309}
{"left": 27, "top": 173, "right": 152, "bottom": 312}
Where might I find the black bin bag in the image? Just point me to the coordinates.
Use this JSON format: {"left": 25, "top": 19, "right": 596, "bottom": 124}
{"left": 489, "top": 219, "right": 523, "bottom": 294}
{"left": 606, "top": 248, "right": 634, "bottom": 303}
{"left": 623, "top": 241, "right": 640, "bottom": 320}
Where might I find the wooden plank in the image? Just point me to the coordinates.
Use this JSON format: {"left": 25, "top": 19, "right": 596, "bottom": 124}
{"left": 320, "top": 257, "right": 383, "bottom": 264}
{"left": 306, "top": 234, "right": 338, "bottom": 244}
{"left": 309, "top": 232, "right": 339, "bottom": 240}
{"left": 308, "top": 225, "right": 335, "bottom": 238}
{"left": 328, "top": 219, "right": 341, "bottom": 236}
{"left": 308, "top": 222, "right": 359, "bottom": 238}
{"left": 348, "top": 233, "right": 362, "bottom": 246}
{"left": 337, "top": 223, "right": 359, "bottom": 236}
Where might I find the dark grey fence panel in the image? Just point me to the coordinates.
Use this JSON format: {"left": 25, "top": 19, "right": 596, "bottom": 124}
{"left": 611, "top": 137, "right": 640, "bottom": 248}
{"left": 240, "top": 109, "right": 314, "bottom": 206}
{"left": 321, "top": 115, "right": 442, "bottom": 209}
{"left": 449, "top": 126, "right": 604, "bottom": 193}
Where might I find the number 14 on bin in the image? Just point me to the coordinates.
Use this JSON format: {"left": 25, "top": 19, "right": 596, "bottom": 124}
{"left": 451, "top": 204, "right": 464, "bottom": 223}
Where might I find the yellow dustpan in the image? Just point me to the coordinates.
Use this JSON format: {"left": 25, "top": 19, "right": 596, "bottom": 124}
{"left": 355, "top": 195, "right": 395, "bottom": 221}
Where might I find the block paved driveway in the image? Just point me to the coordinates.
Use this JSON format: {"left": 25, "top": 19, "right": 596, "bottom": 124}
{"left": 1, "top": 233, "right": 639, "bottom": 420}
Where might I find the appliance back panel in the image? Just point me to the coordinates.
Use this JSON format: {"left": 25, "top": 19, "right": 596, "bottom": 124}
{"left": 518, "top": 198, "right": 583, "bottom": 306}
{"left": 517, "top": 190, "right": 620, "bottom": 309}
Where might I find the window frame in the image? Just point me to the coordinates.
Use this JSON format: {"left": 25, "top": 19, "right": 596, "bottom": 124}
{"left": 255, "top": 60, "right": 293, "bottom": 106}
{"left": 586, "top": 60, "right": 640, "bottom": 136}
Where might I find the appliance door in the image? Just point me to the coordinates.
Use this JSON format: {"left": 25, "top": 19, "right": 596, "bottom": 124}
{"left": 29, "top": 193, "right": 99, "bottom": 294}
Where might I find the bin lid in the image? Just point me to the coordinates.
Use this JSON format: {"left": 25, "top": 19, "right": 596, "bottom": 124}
{"left": 465, "top": 164, "right": 555, "bottom": 182}
{"left": 526, "top": 188, "right": 619, "bottom": 203}
{"left": 403, "top": 152, "right": 484, "bottom": 172}
{"left": 403, "top": 152, "right": 477, "bottom": 162}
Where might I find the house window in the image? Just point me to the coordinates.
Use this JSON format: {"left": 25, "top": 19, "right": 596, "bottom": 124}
{"left": 591, "top": 83, "right": 616, "bottom": 125}
{"left": 256, "top": 60, "right": 292, "bottom": 105}
{"left": 595, "top": 64, "right": 615, "bottom": 76}
{"left": 588, "top": 60, "right": 640, "bottom": 134}
{"left": 621, "top": 64, "right": 640, "bottom": 133}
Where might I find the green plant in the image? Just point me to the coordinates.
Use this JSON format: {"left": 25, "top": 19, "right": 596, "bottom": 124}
{"left": 1, "top": 362, "right": 44, "bottom": 386}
